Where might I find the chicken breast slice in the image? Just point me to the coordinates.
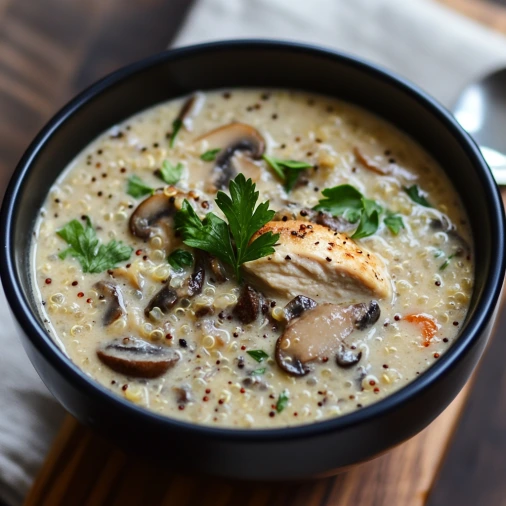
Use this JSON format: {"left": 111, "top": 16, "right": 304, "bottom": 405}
{"left": 243, "top": 220, "right": 392, "bottom": 302}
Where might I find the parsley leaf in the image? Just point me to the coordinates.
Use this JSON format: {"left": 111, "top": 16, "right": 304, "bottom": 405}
{"left": 314, "top": 185, "right": 383, "bottom": 239}
{"left": 263, "top": 155, "right": 312, "bottom": 192}
{"left": 404, "top": 185, "right": 431, "bottom": 207}
{"left": 384, "top": 213, "right": 405, "bottom": 235}
{"left": 57, "top": 217, "right": 132, "bottom": 273}
{"left": 127, "top": 175, "right": 154, "bottom": 198}
{"left": 176, "top": 174, "right": 279, "bottom": 280}
{"left": 168, "top": 249, "right": 193, "bottom": 270}
{"left": 158, "top": 160, "right": 184, "bottom": 185}
{"left": 251, "top": 367, "right": 266, "bottom": 375}
{"left": 276, "top": 391, "right": 289, "bottom": 413}
{"left": 247, "top": 350, "right": 269, "bottom": 363}
{"left": 313, "top": 184, "right": 363, "bottom": 223}
{"left": 200, "top": 148, "right": 221, "bottom": 161}
{"left": 169, "top": 118, "right": 182, "bottom": 148}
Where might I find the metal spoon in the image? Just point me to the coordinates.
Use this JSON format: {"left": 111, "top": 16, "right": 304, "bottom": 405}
{"left": 452, "top": 67, "right": 506, "bottom": 184}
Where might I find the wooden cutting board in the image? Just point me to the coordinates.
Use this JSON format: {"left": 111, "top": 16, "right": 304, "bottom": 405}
{"left": 17, "top": 1, "right": 506, "bottom": 505}
{"left": 24, "top": 389, "right": 469, "bottom": 506}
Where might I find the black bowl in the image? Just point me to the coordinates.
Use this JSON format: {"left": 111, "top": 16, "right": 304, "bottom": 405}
{"left": 1, "top": 40, "right": 504, "bottom": 480}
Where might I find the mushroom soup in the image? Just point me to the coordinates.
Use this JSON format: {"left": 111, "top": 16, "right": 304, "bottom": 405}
{"left": 32, "top": 90, "right": 473, "bottom": 428}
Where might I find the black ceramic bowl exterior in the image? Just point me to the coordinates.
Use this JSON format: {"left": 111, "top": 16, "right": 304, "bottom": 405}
{"left": 1, "top": 41, "right": 504, "bottom": 480}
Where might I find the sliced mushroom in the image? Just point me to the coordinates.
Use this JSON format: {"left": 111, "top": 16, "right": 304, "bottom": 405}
{"left": 242, "top": 375, "right": 269, "bottom": 391}
{"left": 233, "top": 284, "right": 264, "bottom": 324}
{"left": 173, "top": 384, "right": 194, "bottom": 404}
{"left": 177, "top": 92, "right": 205, "bottom": 131}
{"left": 129, "top": 191, "right": 177, "bottom": 244}
{"left": 336, "top": 345, "right": 362, "bottom": 368}
{"left": 94, "top": 281, "right": 126, "bottom": 326}
{"left": 187, "top": 251, "right": 205, "bottom": 297}
{"left": 243, "top": 221, "right": 392, "bottom": 302}
{"left": 144, "top": 285, "right": 178, "bottom": 318}
{"left": 284, "top": 295, "right": 317, "bottom": 322}
{"left": 354, "top": 146, "right": 416, "bottom": 180}
{"left": 97, "top": 336, "right": 179, "bottom": 378}
{"left": 276, "top": 300, "right": 380, "bottom": 376}
{"left": 196, "top": 123, "right": 265, "bottom": 191}
{"left": 208, "top": 255, "right": 228, "bottom": 283}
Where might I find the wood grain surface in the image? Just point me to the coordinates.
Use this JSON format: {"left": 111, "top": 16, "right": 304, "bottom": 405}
{"left": 0, "top": 0, "right": 505, "bottom": 505}
{"left": 24, "top": 391, "right": 470, "bottom": 506}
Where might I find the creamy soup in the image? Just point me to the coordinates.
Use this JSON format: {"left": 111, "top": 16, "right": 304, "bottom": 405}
{"left": 32, "top": 90, "right": 473, "bottom": 428}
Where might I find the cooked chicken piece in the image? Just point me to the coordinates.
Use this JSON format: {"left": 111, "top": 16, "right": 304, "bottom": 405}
{"left": 243, "top": 220, "right": 392, "bottom": 302}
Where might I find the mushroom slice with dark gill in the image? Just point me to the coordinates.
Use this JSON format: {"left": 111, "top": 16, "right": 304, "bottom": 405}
{"left": 196, "top": 123, "right": 266, "bottom": 191}
{"left": 129, "top": 191, "right": 178, "bottom": 249}
{"left": 94, "top": 280, "right": 126, "bottom": 326}
{"left": 97, "top": 337, "right": 179, "bottom": 378}
{"left": 276, "top": 300, "right": 380, "bottom": 376}
{"left": 177, "top": 92, "right": 205, "bottom": 131}
{"left": 144, "top": 285, "right": 178, "bottom": 318}
{"left": 284, "top": 295, "right": 317, "bottom": 321}
{"left": 233, "top": 284, "right": 264, "bottom": 324}
{"left": 144, "top": 253, "right": 205, "bottom": 319}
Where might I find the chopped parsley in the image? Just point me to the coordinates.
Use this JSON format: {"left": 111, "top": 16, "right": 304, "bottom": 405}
{"left": 158, "top": 160, "right": 184, "bottom": 185}
{"left": 440, "top": 253, "right": 457, "bottom": 271}
{"left": 175, "top": 174, "right": 279, "bottom": 281}
{"left": 246, "top": 350, "right": 269, "bottom": 363}
{"left": 127, "top": 175, "right": 154, "bottom": 198}
{"left": 263, "top": 155, "right": 313, "bottom": 192}
{"left": 384, "top": 213, "right": 405, "bottom": 235}
{"left": 169, "top": 118, "right": 182, "bottom": 148}
{"left": 200, "top": 148, "right": 221, "bottom": 161}
{"left": 168, "top": 249, "right": 194, "bottom": 270}
{"left": 276, "top": 391, "right": 289, "bottom": 413}
{"left": 251, "top": 367, "right": 266, "bottom": 375}
{"left": 313, "top": 184, "right": 383, "bottom": 239}
{"left": 404, "top": 185, "right": 431, "bottom": 207}
{"left": 57, "top": 217, "right": 132, "bottom": 273}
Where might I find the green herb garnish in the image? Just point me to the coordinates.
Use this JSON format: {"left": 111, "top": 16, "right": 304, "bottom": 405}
{"left": 263, "top": 155, "right": 313, "bottom": 192}
{"left": 127, "top": 175, "right": 154, "bottom": 198}
{"left": 57, "top": 217, "right": 132, "bottom": 273}
{"left": 175, "top": 174, "right": 279, "bottom": 281}
{"left": 440, "top": 253, "right": 457, "bottom": 271}
{"left": 384, "top": 213, "right": 405, "bottom": 235}
{"left": 169, "top": 118, "right": 182, "bottom": 148}
{"left": 313, "top": 184, "right": 383, "bottom": 239}
{"left": 200, "top": 148, "right": 221, "bottom": 161}
{"left": 168, "top": 249, "right": 194, "bottom": 270}
{"left": 404, "top": 185, "right": 431, "bottom": 207}
{"left": 158, "top": 160, "right": 184, "bottom": 185}
{"left": 251, "top": 367, "right": 266, "bottom": 375}
{"left": 276, "top": 391, "right": 289, "bottom": 413}
{"left": 246, "top": 350, "right": 269, "bottom": 363}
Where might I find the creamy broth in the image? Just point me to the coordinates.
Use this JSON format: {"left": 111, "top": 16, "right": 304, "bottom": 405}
{"left": 32, "top": 90, "right": 473, "bottom": 428}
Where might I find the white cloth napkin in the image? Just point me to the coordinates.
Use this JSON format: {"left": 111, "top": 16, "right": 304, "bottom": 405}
{"left": 2, "top": 1, "right": 506, "bottom": 505}
{"left": 174, "top": 0, "right": 506, "bottom": 107}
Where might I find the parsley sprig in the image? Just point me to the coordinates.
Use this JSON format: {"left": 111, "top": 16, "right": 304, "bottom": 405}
{"left": 314, "top": 184, "right": 404, "bottom": 239}
{"left": 127, "top": 175, "right": 153, "bottom": 198}
{"left": 157, "top": 160, "right": 184, "bottom": 185}
{"left": 175, "top": 174, "right": 279, "bottom": 281}
{"left": 263, "top": 155, "right": 313, "bottom": 192}
{"left": 57, "top": 217, "right": 132, "bottom": 273}
{"left": 404, "top": 185, "right": 431, "bottom": 207}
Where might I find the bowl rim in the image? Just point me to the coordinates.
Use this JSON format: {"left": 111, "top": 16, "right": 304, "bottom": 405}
{"left": 1, "top": 39, "right": 504, "bottom": 442}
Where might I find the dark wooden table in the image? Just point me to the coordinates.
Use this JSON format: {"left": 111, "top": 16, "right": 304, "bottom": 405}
{"left": 1, "top": 1, "right": 506, "bottom": 504}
